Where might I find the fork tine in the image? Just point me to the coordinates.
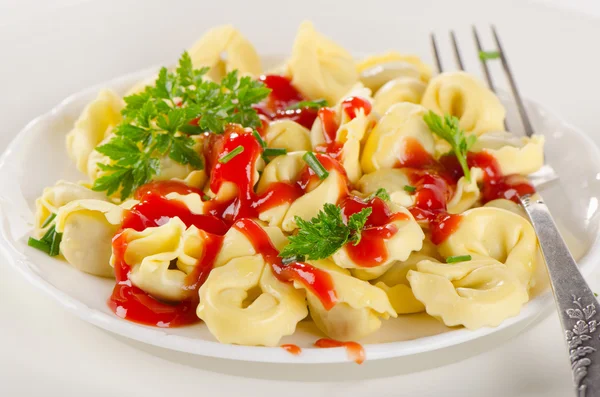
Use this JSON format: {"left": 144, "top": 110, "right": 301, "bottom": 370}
{"left": 449, "top": 31, "right": 465, "bottom": 70}
{"left": 491, "top": 25, "right": 534, "bottom": 137}
{"left": 472, "top": 26, "right": 509, "bottom": 131}
{"left": 430, "top": 33, "right": 443, "bottom": 73}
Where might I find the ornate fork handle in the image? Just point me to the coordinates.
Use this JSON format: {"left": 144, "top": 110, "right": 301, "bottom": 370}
{"left": 520, "top": 194, "right": 600, "bottom": 397}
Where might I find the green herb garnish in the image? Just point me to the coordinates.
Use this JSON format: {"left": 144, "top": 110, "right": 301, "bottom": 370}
{"left": 252, "top": 130, "right": 267, "bottom": 149}
{"left": 479, "top": 51, "right": 500, "bottom": 61}
{"left": 92, "top": 51, "right": 270, "bottom": 199}
{"left": 446, "top": 255, "right": 472, "bottom": 263}
{"left": 303, "top": 152, "right": 329, "bottom": 180}
{"left": 218, "top": 145, "right": 244, "bottom": 164}
{"left": 423, "top": 111, "right": 476, "bottom": 182}
{"left": 286, "top": 99, "right": 328, "bottom": 110}
{"left": 281, "top": 255, "right": 306, "bottom": 265}
{"left": 263, "top": 148, "right": 287, "bottom": 158}
{"left": 403, "top": 185, "right": 416, "bottom": 193}
{"left": 366, "top": 188, "right": 390, "bottom": 202}
{"left": 279, "top": 203, "right": 372, "bottom": 261}
{"left": 28, "top": 219, "right": 63, "bottom": 257}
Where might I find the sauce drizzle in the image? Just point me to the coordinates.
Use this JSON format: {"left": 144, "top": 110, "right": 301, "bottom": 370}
{"left": 314, "top": 338, "right": 365, "bottom": 364}
{"left": 281, "top": 344, "right": 302, "bottom": 356}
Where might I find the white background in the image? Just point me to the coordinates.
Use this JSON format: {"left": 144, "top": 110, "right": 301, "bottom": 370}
{"left": 1, "top": 0, "right": 600, "bottom": 396}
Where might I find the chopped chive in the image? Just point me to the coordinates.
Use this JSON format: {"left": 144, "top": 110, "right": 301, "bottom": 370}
{"left": 40, "top": 225, "right": 57, "bottom": 244}
{"left": 302, "top": 152, "right": 329, "bottom": 180}
{"left": 281, "top": 255, "right": 306, "bottom": 265}
{"left": 41, "top": 213, "right": 57, "bottom": 228}
{"left": 49, "top": 232, "right": 62, "bottom": 257}
{"left": 478, "top": 50, "right": 500, "bottom": 61}
{"left": 446, "top": 255, "right": 472, "bottom": 264}
{"left": 218, "top": 145, "right": 244, "bottom": 164}
{"left": 263, "top": 148, "right": 287, "bottom": 157}
{"left": 403, "top": 185, "right": 416, "bottom": 193}
{"left": 28, "top": 237, "right": 50, "bottom": 254}
{"left": 286, "top": 99, "right": 328, "bottom": 110}
{"left": 202, "top": 194, "right": 211, "bottom": 201}
{"left": 252, "top": 130, "right": 267, "bottom": 149}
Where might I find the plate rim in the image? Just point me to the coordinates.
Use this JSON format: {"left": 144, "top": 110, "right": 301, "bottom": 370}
{"left": 2, "top": 67, "right": 600, "bottom": 364}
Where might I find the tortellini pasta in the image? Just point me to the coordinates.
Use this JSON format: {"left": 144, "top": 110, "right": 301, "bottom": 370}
{"left": 471, "top": 132, "right": 545, "bottom": 175}
{"left": 436, "top": 207, "right": 539, "bottom": 287}
{"left": 357, "top": 52, "right": 432, "bottom": 92}
{"left": 407, "top": 258, "right": 529, "bottom": 329}
{"left": 281, "top": 165, "right": 348, "bottom": 232}
{"left": 288, "top": 21, "right": 358, "bottom": 104}
{"left": 34, "top": 180, "right": 108, "bottom": 234}
{"left": 55, "top": 199, "right": 128, "bottom": 277}
{"left": 361, "top": 102, "right": 435, "bottom": 173}
{"left": 446, "top": 167, "right": 484, "bottom": 214}
{"left": 333, "top": 204, "right": 424, "bottom": 279}
{"left": 372, "top": 238, "right": 441, "bottom": 314}
{"left": 264, "top": 120, "right": 312, "bottom": 152}
{"left": 187, "top": 25, "right": 262, "bottom": 81}
{"left": 421, "top": 72, "right": 506, "bottom": 136}
{"left": 117, "top": 217, "right": 212, "bottom": 302}
{"left": 373, "top": 76, "right": 427, "bottom": 115}
{"left": 66, "top": 90, "right": 124, "bottom": 176}
{"left": 295, "top": 260, "right": 396, "bottom": 341}
{"left": 197, "top": 255, "right": 308, "bottom": 346}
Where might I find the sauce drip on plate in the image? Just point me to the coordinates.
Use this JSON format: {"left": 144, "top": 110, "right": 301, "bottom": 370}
{"left": 281, "top": 344, "right": 302, "bottom": 355}
{"left": 314, "top": 338, "right": 365, "bottom": 364}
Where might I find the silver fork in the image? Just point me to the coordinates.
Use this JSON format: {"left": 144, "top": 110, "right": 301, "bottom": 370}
{"left": 432, "top": 27, "right": 600, "bottom": 397}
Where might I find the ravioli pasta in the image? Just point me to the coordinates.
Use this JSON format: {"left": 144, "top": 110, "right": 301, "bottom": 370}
{"left": 31, "top": 21, "right": 546, "bottom": 348}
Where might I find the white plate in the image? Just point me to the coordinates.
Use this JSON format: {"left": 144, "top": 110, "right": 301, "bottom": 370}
{"left": 1, "top": 66, "right": 600, "bottom": 364}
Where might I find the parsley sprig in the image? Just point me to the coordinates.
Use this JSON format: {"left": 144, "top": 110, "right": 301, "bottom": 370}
{"left": 423, "top": 111, "right": 476, "bottom": 181}
{"left": 279, "top": 203, "right": 372, "bottom": 261}
{"left": 92, "top": 52, "right": 271, "bottom": 199}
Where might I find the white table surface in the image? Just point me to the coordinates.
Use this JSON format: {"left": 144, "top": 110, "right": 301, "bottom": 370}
{"left": 1, "top": 0, "right": 600, "bottom": 395}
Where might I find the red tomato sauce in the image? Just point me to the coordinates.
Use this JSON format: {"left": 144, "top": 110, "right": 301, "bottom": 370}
{"left": 339, "top": 196, "right": 409, "bottom": 267}
{"left": 314, "top": 338, "right": 366, "bottom": 364}
{"left": 281, "top": 344, "right": 302, "bottom": 355}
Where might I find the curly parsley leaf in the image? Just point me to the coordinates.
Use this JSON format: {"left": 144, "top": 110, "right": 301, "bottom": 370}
{"left": 423, "top": 110, "right": 477, "bottom": 181}
{"left": 91, "top": 51, "right": 271, "bottom": 200}
{"left": 279, "top": 203, "right": 373, "bottom": 261}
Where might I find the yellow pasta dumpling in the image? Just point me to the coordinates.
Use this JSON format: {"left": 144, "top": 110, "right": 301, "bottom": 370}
{"left": 197, "top": 255, "right": 308, "bottom": 346}
{"left": 295, "top": 260, "right": 396, "bottom": 341}
{"left": 361, "top": 102, "right": 435, "bottom": 174}
{"left": 117, "top": 217, "right": 214, "bottom": 302}
{"left": 55, "top": 199, "right": 128, "bottom": 277}
{"left": 471, "top": 132, "right": 545, "bottom": 176}
{"left": 213, "top": 222, "right": 288, "bottom": 268}
{"left": 373, "top": 76, "right": 427, "bottom": 115}
{"left": 264, "top": 120, "right": 312, "bottom": 152}
{"left": 333, "top": 204, "right": 424, "bottom": 279}
{"left": 357, "top": 52, "right": 432, "bottom": 92}
{"left": 34, "top": 180, "right": 108, "bottom": 235}
{"left": 407, "top": 258, "right": 529, "bottom": 329}
{"left": 372, "top": 238, "right": 441, "bottom": 314}
{"left": 437, "top": 207, "right": 539, "bottom": 287}
{"left": 66, "top": 90, "right": 124, "bottom": 176}
{"left": 357, "top": 168, "right": 414, "bottom": 208}
{"left": 447, "top": 167, "right": 484, "bottom": 214}
{"left": 288, "top": 21, "right": 358, "bottom": 104}
{"left": 187, "top": 25, "right": 262, "bottom": 81}
{"left": 421, "top": 72, "right": 505, "bottom": 136}
{"left": 281, "top": 166, "right": 348, "bottom": 232}
{"left": 255, "top": 152, "right": 306, "bottom": 227}
{"left": 484, "top": 198, "right": 528, "bottom": 218}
